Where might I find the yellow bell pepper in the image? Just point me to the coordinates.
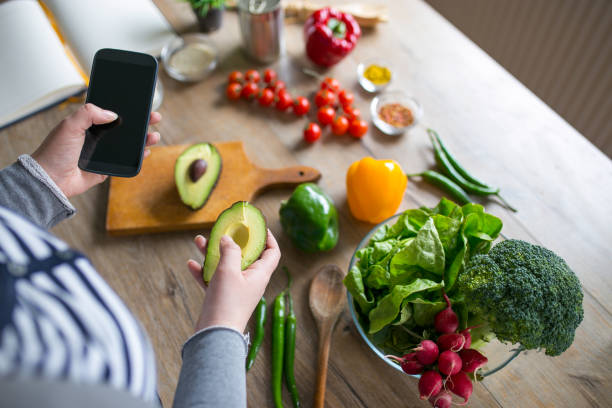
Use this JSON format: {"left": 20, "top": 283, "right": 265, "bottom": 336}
{"left": 346, "top": 157, "right": 407, "bottom": 223}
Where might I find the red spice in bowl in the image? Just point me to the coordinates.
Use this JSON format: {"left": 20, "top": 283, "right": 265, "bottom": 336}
{"left": 379, "top": 103, "right": 414, "bottom": 128}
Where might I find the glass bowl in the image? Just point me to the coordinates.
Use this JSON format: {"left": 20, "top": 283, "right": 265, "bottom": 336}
{"left": 347, "top": 213, "right": 522, "bottom": 377}
{"left": 357, "top": 58, "right": 393, "bottom": 92}
{"left": 370, "top": 90, "right": 422, "bottom": 135}
{"left": 161, "top": 34, "right": 218, "bottom": 82}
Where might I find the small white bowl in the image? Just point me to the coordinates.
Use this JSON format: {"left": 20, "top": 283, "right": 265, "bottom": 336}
{"left": 357, "top": 58, "right": 393, "bottom": 93}
{"left": 161, "top": 34, "right": 218, "bottom": 82}
{"left": 370, "top": 90, "right": 422, "bottom": 135}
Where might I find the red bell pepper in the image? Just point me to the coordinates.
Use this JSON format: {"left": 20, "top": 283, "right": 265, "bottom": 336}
{"left": 304, "top": 7, "right": 361, "bottom": 67}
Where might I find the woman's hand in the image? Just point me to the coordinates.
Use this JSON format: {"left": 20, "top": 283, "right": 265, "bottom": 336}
{"left": 187, "top": 230, "right": 281, "bottom": 333}
{"left": 32, "top": 103, "right": 161, "bottom": 198}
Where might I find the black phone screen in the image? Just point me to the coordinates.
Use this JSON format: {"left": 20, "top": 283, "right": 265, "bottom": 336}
{"left": 78, "top": 49, "right": 157, "bottom": 177}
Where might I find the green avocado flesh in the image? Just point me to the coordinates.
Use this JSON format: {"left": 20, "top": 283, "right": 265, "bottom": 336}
{"left": 175, "top": 143, "right": 222, "bottom": 210}
{"left": 203, "top": 201, "right": 267, "bottom": 283}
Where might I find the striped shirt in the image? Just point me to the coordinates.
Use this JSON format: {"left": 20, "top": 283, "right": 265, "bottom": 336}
{"left": 0, "top": 206, "right": 157, "bottom": 403}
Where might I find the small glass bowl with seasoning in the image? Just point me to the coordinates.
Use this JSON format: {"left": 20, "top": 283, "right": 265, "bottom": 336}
{"left": 371, "top": 90, "right": 422, "bottom": 135}
{"left": 161, "top": 34, "right": 218, "bottom": 82}
{"left": 357, "top": 59, "right": 393, "bottom": 92}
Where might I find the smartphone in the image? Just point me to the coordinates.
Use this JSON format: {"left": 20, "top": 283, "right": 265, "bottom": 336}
{"left": 78, "top": 48, "right": 157, "bottom": 177}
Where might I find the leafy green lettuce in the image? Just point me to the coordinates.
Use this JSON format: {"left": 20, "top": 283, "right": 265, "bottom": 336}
{"left": 368, "top": 278, "right": 442, "bottom": 333}
{"left": 344, "top": 198, "right": 502, "bottom": 339}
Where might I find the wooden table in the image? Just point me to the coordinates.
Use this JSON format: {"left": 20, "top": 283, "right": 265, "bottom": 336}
{"left": 1, "top": 1, "right": 611, "bottom": 406}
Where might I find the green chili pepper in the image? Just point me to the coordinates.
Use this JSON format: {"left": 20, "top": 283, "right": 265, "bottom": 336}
{"left": 428, "top": 130, "right": 499, "bottom": 195}
{"left": 271, "top": 288, "right": 286, "bottom": 408}
{"left": 283, "top": 268, "right": 301, "bottom": 408}
{"left": 246, "top": 297, "right": 267, "bottom": 371}
{"left": 428, "top": 128, "right": 490, "bottom": 188}
{"left": 408, "top": 170, "right": 472, "bottom": 205}
{"left": 427, "top": 129, "right": 517, "bottom": 212}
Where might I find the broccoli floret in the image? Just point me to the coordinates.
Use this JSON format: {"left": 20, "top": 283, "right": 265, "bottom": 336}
{"left": 457, "top": 239, "right": 583, "bottom": 356}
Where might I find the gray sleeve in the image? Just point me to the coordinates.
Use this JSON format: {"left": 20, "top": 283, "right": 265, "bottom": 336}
{"left": 173, "top": 327, "right": 248, "bottom": 408}
{"left": 0, "top": 154, "right": 75, "bottom": 229}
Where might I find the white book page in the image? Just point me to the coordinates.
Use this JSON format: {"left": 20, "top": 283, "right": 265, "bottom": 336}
{"left": 0, "top": 0, "right": 85, "bottom": 127}
{"left": 44, "top": 0, "right": 178, "bottom": 74}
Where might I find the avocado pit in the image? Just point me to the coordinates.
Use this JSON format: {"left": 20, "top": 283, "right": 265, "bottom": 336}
{"left": 189, "top": 159, "right": 207, "bottom": 182}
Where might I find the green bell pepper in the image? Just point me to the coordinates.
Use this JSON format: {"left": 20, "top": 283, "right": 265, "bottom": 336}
{"left": 279, "top": 183, "right": 339, "bottom": 252}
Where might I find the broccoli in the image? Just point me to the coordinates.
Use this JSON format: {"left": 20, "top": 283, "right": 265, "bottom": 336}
{"left": 457, "top": 239, "right": 584, "bottom": 356}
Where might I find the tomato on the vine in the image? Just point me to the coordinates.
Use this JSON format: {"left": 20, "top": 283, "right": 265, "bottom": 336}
{"left": 303, "top": 122, "right": 321, "bottom": 143}
{"left": 344, "top": 106, "right": 361, "bottom": 120}
{"left": 349, "top": 119, "right": 368, "bottom": 138}
{"left": 275, "top": 91, "right": 293, "bottom": 111}
{"left": 338, "top": 90, "right": 354, "bottom": 107}
{"left": 320, "top": 77, "right": 340, "bottom": 92}
{"left": 241, "top": 82, "right": 259, "bottom": 99}
{"left": 226, "top": 83, "right": 242, "bottom": 100}
{"left": 272, "top": 80, "right": 286, "bottom": 93}
{"left": 293, "top": 96, "right": 310, "bottom": 116}
{"left": 245, "top": 69, "right": 261, "bottom": 83}
{"left": 228, "top": 71, "right": 243, "bottom": 84}
{"left": 258, "top": 88, "right": 275, "bottom": 106}
{"left": 332, "top": 115, "right": 350, "bottom": 135}
{"left": 317, "top": 106, "right": 335, "bottom": 126}
{"left": 263, "top": 69, "right": 277, "bottom": 84}
{"left": 315, "top": 89, "right": 336, "bottom": 108}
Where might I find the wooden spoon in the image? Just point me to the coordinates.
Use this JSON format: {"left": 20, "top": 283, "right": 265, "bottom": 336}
{"left": 309, "top": 264, "right": 347, "bottom": 408}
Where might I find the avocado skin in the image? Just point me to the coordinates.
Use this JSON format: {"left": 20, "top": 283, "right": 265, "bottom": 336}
{"left": 279, "top": 183, "right": 339, "bottom": 252}
{"left": 175, "top": 143, "right": 222, "bottom": 210}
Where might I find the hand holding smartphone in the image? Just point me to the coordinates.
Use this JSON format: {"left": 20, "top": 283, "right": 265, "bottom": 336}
{"left": 78, "top": 48, "right": 158, "bottom": 177}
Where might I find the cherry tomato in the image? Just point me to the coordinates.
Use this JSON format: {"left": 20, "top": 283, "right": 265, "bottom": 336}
{"left": 240, "top": 82, "right": 259, "bottom": 99}
{"left": 303, "top": 122, "right": 322, "bottom": 143}
{"left": 349, "top": 119, "right": 368, "bottom": 138}
{"left": 331, "top": 115, "right": 350, "bottom": 135}
{"left": 258, "top": 88, "right": 275, "bottom": 106}
{"left": 226, "top": 83, "right": 242, "bottom": 100}
{"left": 263, "top": 69, "right": 277, "bottom": 84}
{"left": 245, "top": 69, "right": 261, "bottom": 83}
{"left": 293, "top": 96, "right": 310, "bottom": 116}
{"left": 277, "top": 88, "right": 289, "bottom": 98}
{"left": 317, "top": 106, "right": 335, "bottom": 126}
{"left": 267, "top": 82, "right": 286, "bottom": 95}
{"left": 320, "top": 77, "right": 340, "bottom": 92}
{"left": 338, "top": 90, "right": 354, "bottom": 107}
{"left": 228, "top": 71, "right": 243, "bottom": 84}
{"left": 276, "top": 91, "right": 293, "bottom": 111}
{"left": 315, "top": 89, "right": 336, "bottom": 108}
{"left": 344, "top": 106, "right": 361, "bottom": 119}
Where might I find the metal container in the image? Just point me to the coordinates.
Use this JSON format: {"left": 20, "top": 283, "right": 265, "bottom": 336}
{"left": 238, "top": 0, "right": 284, "bottom": 63}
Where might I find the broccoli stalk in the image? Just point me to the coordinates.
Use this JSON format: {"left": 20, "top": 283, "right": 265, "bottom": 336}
{"left": 457, "top": 239, "right": 584, "bottom": 356}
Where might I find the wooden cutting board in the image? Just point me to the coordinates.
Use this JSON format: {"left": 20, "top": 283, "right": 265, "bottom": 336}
{"left": 106, "top": 142, "right": 320, "bottom": 235}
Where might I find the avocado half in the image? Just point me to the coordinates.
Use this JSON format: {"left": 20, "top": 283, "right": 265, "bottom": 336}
{"left": 203, "top": 201, "right": 267, "bottom": 283}
{"left": 175, "top": 143, "right": 222, "bottom": 210}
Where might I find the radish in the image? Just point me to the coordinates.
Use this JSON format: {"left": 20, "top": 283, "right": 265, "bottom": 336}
{"left": 438, "top": 350, "right": 463, "bottom": 376}
{"left": 385, "top": 353, "right": 424, "bottom": 375}
{"left": 413, "top": 340, "right": 439, "bottom": 365}
{"left": 446, "top": 371, "right": 473, "bottom": 404}
{"left": 429, "top": 390, "right": 453, "bottom": 408}
{"left": 437, "top": 333, "right": 466, "bottom": 352}
{"left": 459, "top": 325, "right": 480, "bottom": 349}
{"left": 460, "top": 328, "right": 472, "bottom": 348}
{"left": 434, "top": 293, "right": 459, "bottom": 334}
{"left": 418, "top": 370, "right": 443, "bottom": 400}
{"left": 459, "top": 349, "right": 488, "bottom": 373}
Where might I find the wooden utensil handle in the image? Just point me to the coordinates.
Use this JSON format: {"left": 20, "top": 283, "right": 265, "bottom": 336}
{"left": 256, "top": 165, "right": 321, "bottom": 191}
{"left": 314, "top": 324, "right": 333, "bottom": 408}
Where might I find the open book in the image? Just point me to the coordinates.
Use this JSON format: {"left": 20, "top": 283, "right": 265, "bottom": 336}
{"left": 0, "top": 0, "right": 177, "bottom": 129}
